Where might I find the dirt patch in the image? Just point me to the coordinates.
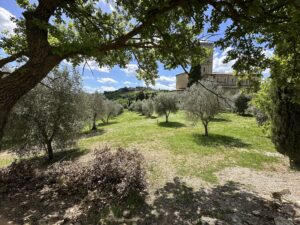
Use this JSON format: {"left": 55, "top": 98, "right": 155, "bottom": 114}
{"left": 218, "top": 167, "right": 300, "bottom": 203}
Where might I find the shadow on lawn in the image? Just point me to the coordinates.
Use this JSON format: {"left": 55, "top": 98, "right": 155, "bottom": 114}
{"left": 158, "top": 122, "right": 186, "bottom": 128}
{"left": 100, "top": 179, "right": 298, "bottom": 225}
{"left": 15, "top": 148, "right": 88, "bottom": 169}
{"left": 81, "top": 129, "right": 106, "bottom": 138}
{"left": 193, "top": 133, "right": 250, "bottom": 148}
{"left": 1, "top": 177, "right": 297, "bottom": 224}
{"left": 98, "top": 121, "right": 118, "bottom": 127}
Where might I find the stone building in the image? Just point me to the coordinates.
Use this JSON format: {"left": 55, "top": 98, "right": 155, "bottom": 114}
{"left": 176, "top": 43, "right": 251, "bottom": 93}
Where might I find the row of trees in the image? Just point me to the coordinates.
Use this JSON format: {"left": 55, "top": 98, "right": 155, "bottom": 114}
{"left": 4, "top": 68, "right": 123, "bottom": 160}
{"left": 130, "top": 81, "right": 224, "bottom": 136}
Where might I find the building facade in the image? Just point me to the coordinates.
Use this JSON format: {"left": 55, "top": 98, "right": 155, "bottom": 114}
{"left": 176, "top": 43, "right": 250, "bottom": 92}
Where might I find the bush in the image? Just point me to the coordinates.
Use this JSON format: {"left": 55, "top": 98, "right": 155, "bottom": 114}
{"left": 0, "top": 147, "right": 146, "bottom": 204}
{"left": 234, "top": 94, "right": 250, "bottom": 115}
{"left": 48, "top": 147, "right": 146, "bottom": 200}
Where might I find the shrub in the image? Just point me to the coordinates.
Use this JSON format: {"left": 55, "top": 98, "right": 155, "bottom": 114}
{"left": 0, "top": 147, "right": 146, "bottom": 205}
{"left": 48, "top": 147, "right": 146, "bottom": 200}
{"left": 234, "top": 94, "right": 250, "bottom": 115}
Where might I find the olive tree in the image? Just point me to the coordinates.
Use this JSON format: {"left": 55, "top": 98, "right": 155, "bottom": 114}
{"left": 142, "top": 99, "right": 154, "bottom": 117}
{"left": 234, "top": 94, "right": 251, "bottom": 115}
{"left": 4, "top": 68, "right": 86, "bottom": 160}
{"left": 99, "top": 100, "right": 123, "bottom": 124}
{"left": 183, "top": 82, "right": 223, "bottom": 136}
{"left": 90, "top": 92, "right": 105, "bottom": 130}
{"left": 154, "top": 93, "right": 178, "bottom": 123}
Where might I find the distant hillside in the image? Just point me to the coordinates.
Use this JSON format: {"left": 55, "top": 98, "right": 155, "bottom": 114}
{"left": 104, "top": 86, "right": 156, "bottom": 100}
{"left": 103, "top": 87, "right": 168, "bottom": 108}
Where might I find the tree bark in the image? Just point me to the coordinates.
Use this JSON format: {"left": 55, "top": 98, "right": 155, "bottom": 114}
{"left": 204, "top": 124, "right": 208, "bottom": 136}
{"left": 92, "top": 113, "right": 97, "bottom": 130}
{"left": 0, "top": 106, "right": 10, "bottom": 150}
{"left": 46, "top": 140, "right": 54, "bottom": 161}
{"left": 166, "top": 113, "right": 169, "bottom": 123}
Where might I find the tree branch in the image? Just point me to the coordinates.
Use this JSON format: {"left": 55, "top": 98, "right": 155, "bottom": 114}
{"left": 0, "top": 52, "right": 25, "bottom": 68}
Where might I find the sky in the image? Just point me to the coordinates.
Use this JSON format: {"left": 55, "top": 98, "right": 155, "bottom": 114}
{"left": 0, "top": 0, "right": 272, "bottom": 93}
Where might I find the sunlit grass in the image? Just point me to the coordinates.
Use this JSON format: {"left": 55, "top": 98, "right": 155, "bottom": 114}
{"left": 79, "top": 110, "right": 281, "bottom": 184}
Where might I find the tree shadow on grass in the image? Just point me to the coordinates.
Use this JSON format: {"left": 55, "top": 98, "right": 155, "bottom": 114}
{"left": 1, "top": 176, "right": 298, "bottom": 224}
{"left": 95, "top": 178, "right": 299, "bottom": 224}
{"left": 158, "top": 122, "right": 186, "bottom": 128}
{"left": 193, "top": 133, "right": 250, "bottom": 148}
{"left": 98, "top": 121, "right": 118, "bottom": 127}
{"left": 81, "top": 129, "right": 106, "bottom": 138}
{"left": 18, "top": 148, "right": 89, "bottom": 169}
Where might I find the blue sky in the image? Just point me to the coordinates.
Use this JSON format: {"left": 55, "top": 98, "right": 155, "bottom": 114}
{"left": 0, "top": 1, "right": 272, "bottom": 93}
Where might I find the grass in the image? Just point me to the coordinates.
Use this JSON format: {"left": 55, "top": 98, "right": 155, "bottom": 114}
{"left": 79, "top": 110, "right": 281, "bottom": 185}
{"left": 0, "top": 110, "right": 281, "bottom": 184}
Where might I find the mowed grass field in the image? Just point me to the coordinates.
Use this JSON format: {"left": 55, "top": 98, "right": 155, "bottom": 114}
{"left": 79, "top": 110, "right": 282, "bottom": 188}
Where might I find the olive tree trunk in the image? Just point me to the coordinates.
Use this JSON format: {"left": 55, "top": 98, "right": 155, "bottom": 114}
{"left": 46, "top": 140, "right": 54, "bottom": 160}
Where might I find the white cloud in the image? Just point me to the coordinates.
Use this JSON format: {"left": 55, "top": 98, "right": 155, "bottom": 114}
{"left": 121, "top": 64, "right": 138, "bottom": 76}
{"left": 85, "top": 60, "right": 110, "bottom": 73}
{"left": 123, "top": 81, "right": 138, "bottom": 86}
{"left": 100, "top": 86, "right": 117, "bottom": 92}
{"left": 150, "top": 82, "right": 175, "bottom": 91}
{"left": 97, "top": 77, "right": 118, "bottom": 84}
{"left": 213, "top": 47, "right": 235, "bottom": 74}
{"left": 156, "top": 76, "right": 176, "bottom": 83}
{"left": 61, "top": 59, "right": 110, "bottom": 73}
{"left": 0, "top": 7, "right": 16, "bottom": 34}
{"left": 84, "top": 85, "right": 116, "bottom": 93}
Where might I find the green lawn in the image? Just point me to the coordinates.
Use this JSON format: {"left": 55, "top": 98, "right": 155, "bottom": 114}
{"left": 79, "top": 110, "right": 281, "bottom": 185}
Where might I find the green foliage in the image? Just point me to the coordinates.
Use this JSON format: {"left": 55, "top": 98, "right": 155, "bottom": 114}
{"left": 183, "top": 82, "right": 223, "bottom": 136}
{"left": 188, "top": 64, "right": 202, "bottom": 87}
{"left": 99, "top": 99, "right": 123, "bottom": 124}
{"left": 154, "top": 92, "right": 179, "bottom": 123}
{"left": 141, "top": 99, "right": 154, "bottom": 117}
{"left": 270, "top": 56, "right": 300, "bottom": 169}
{"left": 4, "top": 68, "right": 86, "bottom": 160}
{"left": 234, "top": 94, "right": 250, "bottom": 115}
{"left": 251, "top": 79, "right": 272, "bottom": 134}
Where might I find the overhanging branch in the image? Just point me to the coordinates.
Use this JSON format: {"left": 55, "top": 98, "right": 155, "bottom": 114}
{"left": 0, "top": 52, "right": 25, "bottom": 68}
